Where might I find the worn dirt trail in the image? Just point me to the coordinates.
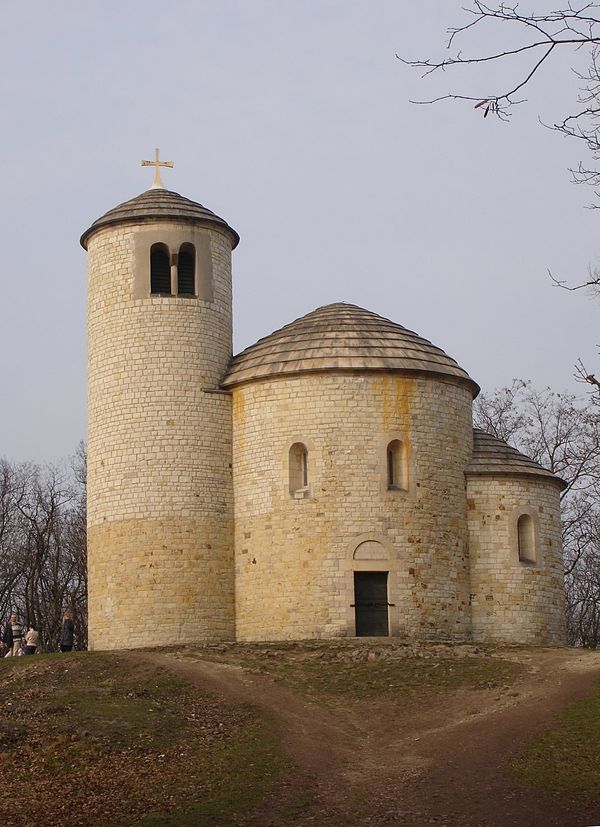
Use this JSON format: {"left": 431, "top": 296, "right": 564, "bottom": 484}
{"left": 133, "top": 648, "right": 600, "bottom": 827}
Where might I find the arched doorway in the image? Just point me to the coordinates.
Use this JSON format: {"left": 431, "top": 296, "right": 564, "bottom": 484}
{"left": 352, "top": 540, "right": 390, "bottom": 636}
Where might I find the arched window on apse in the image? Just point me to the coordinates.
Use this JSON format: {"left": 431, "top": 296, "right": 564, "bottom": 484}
{"left": 150, "top": 243, "right": 171, "bottom": 294}
{"left": 386, "top": 439, "right": 405, "bottom": 490}
{"left": 177, "top": 243, "right": 196, "bottom": 296}
{"left": 289, "top": 442, "right": 309, "bottom": 497}
{"left": 517, "top": 514, "right": 536, "bottom": 563}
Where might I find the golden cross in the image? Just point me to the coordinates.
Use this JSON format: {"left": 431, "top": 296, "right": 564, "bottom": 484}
{"left": 141, "top": 148, "right": 174, "bottom": 190}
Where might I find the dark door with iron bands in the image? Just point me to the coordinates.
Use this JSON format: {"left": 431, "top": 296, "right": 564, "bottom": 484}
{"left": 353, "top": 571, "right": 390, "bottom": 636}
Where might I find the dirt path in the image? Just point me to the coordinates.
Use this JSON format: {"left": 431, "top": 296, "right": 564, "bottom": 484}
{"left": 133, "top": 648, "right": 600, "bottom": 826}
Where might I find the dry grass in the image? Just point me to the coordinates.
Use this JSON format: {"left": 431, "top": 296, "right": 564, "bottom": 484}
{"left": 0, "top": 652, "right": 290, "bottom": 827}
{"left": 184, "top": 641, "right": 524, "bottom": 706}
{"left": 513, "top": 677, "right": 600, "bottom": 800}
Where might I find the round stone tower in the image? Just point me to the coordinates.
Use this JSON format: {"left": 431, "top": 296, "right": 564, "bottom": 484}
{"left": 81, "top": 181, "right": 239, "bottom": 650}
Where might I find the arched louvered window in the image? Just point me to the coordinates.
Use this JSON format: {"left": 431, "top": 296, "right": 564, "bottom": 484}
{"left": 517, "top": 514, "right": 536, "bottom": 563}
{"left": 289, "top": 442, "right": 309, "bottom": 497}
{"left": 386, "top": 440, "right": 405, "bottom": 490}
{"left": 178, "top": 243, "right": 196, "bottom": 296}
{"left": 150, "top": 244, "right": 171, "bottom": 294}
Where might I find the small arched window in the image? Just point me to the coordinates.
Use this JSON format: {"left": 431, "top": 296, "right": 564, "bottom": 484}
{"left": 517, "top": 514, "right": 536, "bottom": 563}
{"left": 150, "top": 243, "right": 171, "bottom": 294}
{"left": 289, "top": 443, "right": 309, "bottom": 497}
{"left": 386, "top": 440, "right": 405, "bottom": 490}
{"left": 177, "top": 243, "right": 195, "bottom": 296}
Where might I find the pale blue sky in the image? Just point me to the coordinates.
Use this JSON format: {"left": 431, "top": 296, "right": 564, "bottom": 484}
{"left": 1, "top": 1, "right": 598, "bottom": 462}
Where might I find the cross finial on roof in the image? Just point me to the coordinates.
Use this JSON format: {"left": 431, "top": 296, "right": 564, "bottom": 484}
{"left": 141, "top": 148, "right": 174, "bottom": 190}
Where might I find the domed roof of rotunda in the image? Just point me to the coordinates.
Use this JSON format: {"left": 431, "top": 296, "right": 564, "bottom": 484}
{"left": 467, "top": 429, "right": 566, "bottom": 489}
{"left": 221, "top": 302, "right": 480, "bottom": 395}
{"left": 80, "top": 188, "right": 239, "bottom": 250}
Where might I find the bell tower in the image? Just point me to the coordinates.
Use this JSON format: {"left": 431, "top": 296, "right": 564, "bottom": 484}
{"left": 81, "top": 153, "right": 239, "bottom": 649}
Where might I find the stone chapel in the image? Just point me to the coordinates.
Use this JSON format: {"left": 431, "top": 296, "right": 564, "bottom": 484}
{"left": 81, "top": 161, "right": 567, "bottom": 650}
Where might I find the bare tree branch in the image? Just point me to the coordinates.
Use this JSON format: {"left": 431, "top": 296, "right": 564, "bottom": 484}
{"left": 401, "top": 2, "right": 600, "bottom": 119}
{"left": 0, "top": 447, "right": 87, "bottom": 650}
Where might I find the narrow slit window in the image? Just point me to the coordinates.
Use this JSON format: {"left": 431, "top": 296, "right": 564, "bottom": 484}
{"left": 177, "top": 243, "right": 195, "bottom": 296}
{"left": 301, "top": 448, "right": 308, "bottom": 488}
{"left": 386, "top": 440, "right": 404, "bottom": 490}
{"left": 387, "top": 447, "right": 395, "bottom": 487}
{"left": 517, "top": 514, "right": 536, "bottom": 563}
{"left": 289, "top": 442, "right": 309, "bottom": 497}
{"left": 150, "top": 243, "right": 171, "bottom": 294}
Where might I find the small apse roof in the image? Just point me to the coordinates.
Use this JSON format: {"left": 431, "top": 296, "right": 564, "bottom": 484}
{"left": 80, "top": 188, "right": 239, "bottom": 250}
{"left": 468, "top": 429, "right": 566, "bottom": 489}
{"left": 222, "top": 302, "right": 480, "bottom": 395}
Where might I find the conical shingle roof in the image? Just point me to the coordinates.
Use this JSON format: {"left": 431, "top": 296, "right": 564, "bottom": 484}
{"left": 222, "top": 303, "right": 479, "bottom": 394}
{"left": 81, "top": 188, "right": 239, "bottom": 250}
{"left": 467, "top": 429, "right": 566, "bottom": 489}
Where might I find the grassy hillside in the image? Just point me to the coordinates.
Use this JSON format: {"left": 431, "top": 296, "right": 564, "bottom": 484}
{"left": 0, "top": 652, "right": 289, "bottom": 827}
{"left": 514, "top": 677, "right": 600, "bottom": 800}
{"left": 2, "top": 643, "right": 600, "bottom": 826}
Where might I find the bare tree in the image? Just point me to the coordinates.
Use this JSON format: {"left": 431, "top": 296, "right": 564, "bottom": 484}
{"left": 401, "top": 3, "right": 600, "bottom": 120}
{"left": 401, "top": 2, "right": 600, "bottom": 219}
{"left": 474, "top": 380, "right": 600, "bottom": 645}
{"left": 0, "top": 446, "right": 87, "bottom": 651}
{"left": 401, "top": 3, "right": 600, "bottom": 389}
{"left": 67, "top": 442, "right": 88, "bottom": 648}
{"left": 0, "top": 460, "right": 23, "bottom": 623}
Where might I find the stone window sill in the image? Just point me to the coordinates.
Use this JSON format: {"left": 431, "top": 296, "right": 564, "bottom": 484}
{"left": 292, "top": 488, "right": 310, "bottom": 500}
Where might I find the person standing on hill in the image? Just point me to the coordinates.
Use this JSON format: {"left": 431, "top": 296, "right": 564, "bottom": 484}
{"left": 24, "top": 626, "right": 39, "bottom": 655}
{"left": 2, "top": 614, "right": 23, "bottom": 656}
{"left": 59, "top": 611, "right": 74, "bottom": 652}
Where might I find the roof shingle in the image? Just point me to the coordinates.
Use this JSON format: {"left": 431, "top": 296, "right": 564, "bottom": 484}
{"left": 467, "top": 429, "right": 566, "bottom": 488}
{"left": 81, "top": 188, "right": 239, "bottom": 249}
{"left": 222, "top": 303, "right": 479, "bottom": 394}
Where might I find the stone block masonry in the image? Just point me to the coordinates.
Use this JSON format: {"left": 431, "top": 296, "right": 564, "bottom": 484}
{"left": 467, "top": 476, "right": 565, "bottom": 644}
{"left": 86, "top": 220, "right": 235, "bottom": 650}
{"left": 232, "top": 372, "right": 474, "bottom": 642}
{"left": 83, "top": 187, "right": 566, "bottom": 649}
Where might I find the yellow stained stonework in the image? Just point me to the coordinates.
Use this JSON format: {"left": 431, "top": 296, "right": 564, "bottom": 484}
{"left": 88, "top": 518, "right": 234, "bottom": 649}
{"left": 83, "top": 185, "right": 567, "bottom": 650}
{"left": 86, "top": 217, "right": 235, "bottom": 650}
{"left": 232, "top": 374, "right": 474, "bottom": 641}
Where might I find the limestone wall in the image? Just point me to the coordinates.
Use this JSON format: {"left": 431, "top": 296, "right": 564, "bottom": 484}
{"left": 232, "top": 372, "right": 474, "bottom": 641}
{"left": 86, "top": 220, "right": 235, "bottom": 649}
{"left": 467, "top": 476, "right": 565, "bottom": 644}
